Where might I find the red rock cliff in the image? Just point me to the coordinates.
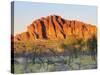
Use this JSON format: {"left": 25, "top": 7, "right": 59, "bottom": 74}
{"left": 13, "top": 15, "right": 97, "bottom": 41}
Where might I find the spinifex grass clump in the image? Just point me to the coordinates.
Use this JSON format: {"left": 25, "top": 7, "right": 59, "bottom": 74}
{"left": 12, "top": 35, "right": 97, "bottom": 73}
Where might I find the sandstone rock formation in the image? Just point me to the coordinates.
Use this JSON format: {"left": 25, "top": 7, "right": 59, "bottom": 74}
{"left": 13, "top": 15, "right": 97, "bottom": 41}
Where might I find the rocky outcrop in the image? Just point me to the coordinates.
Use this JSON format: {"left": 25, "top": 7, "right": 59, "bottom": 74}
{"left": 13, "top": 15, "right": 97, "bottom": 41}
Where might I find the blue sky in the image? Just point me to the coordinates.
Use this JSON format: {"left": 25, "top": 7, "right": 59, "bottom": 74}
{"left": 13, "top": 1, "right": 97, "bottom": 34}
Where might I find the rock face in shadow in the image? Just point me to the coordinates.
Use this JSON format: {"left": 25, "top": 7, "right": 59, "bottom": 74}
{"left": 13, "top": 15, "right": 97, "bottom": 41}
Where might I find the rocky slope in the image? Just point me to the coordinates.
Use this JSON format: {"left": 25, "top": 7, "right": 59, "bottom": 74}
{"left": 13, "top": 15, "right": 97, "bottom": 41}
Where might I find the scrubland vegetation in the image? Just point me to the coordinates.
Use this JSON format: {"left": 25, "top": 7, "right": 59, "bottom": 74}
{"left": 12, "top": 35, "right": 97, "bottom": 74}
